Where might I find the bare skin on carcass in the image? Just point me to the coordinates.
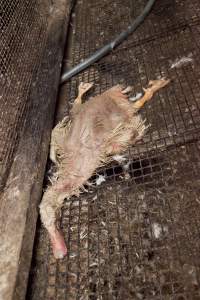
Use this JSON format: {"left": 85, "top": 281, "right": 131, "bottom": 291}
{"left": 40, "top": 78, "right": 170, "bottom": 259}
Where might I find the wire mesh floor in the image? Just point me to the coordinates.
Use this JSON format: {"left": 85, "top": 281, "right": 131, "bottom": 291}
{"left": 27, "top": 0, "right": 200, "bottom": 299}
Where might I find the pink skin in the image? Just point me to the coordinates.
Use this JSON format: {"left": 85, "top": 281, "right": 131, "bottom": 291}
{"left": 46, "top": 139, "right": 124, "bottom": 259}
{"left": 47, "top": 141, "right": 119, "bottom": 259}
{"left": 48, "top": 227, "right": 67, "bottom": 259}
{"left": 43, "top": 79, "right": 170, "bottom": 259}
{"left": 110, "top": 142, "right": 123, "bottom": 154}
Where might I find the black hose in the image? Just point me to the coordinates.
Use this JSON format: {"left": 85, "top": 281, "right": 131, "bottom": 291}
{"left": 61, "top": 0, "right": 156, "bottom": 84}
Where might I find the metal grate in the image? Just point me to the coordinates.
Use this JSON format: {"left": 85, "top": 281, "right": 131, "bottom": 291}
{"left": 0, "top": 0, "right": 48, "bottom": 188}
{"left": 0, "top": 0, "right": 73, "bottom": 299}
{"left": 27, "top": 0, "right": 200, "bottom": 299}
{"left": 28, "top": 143, "right": 200, "bottom": 300}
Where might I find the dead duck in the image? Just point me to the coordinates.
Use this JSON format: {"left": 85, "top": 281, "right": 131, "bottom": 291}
{"left": 39, "top": 78, "right": 170, "bottom": 259}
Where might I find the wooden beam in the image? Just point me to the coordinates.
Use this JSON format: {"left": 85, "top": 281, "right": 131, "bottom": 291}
{"left": 0, "top": 1, "right": 74, "bottom": 299}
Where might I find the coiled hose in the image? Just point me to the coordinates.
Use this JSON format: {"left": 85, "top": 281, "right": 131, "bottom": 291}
{"left": 61, "top": 0, "right": 156, "bottom": 84}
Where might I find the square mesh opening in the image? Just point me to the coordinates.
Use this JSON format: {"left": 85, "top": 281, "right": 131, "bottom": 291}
{"left": 27, "top": 0, "right": 200, "bottom": 299}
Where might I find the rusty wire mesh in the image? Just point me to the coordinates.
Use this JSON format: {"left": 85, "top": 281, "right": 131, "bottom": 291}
{"left": 27, "top": 0, "right": 200, "bottom": 299}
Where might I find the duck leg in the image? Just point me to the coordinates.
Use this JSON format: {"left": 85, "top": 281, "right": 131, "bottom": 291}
{"left": 105, "top": 79, "right": 170, "bottom": 155}
{"left": 133, "top": 78, "right": 170, "bottom": 110}
{"left": 39, "top": 186, "right": 69, "bottom": 259}
{"left": 72, "top": 82, "right": 93, "bottom": 114}
{"left": 50, "top": 82, "right": 93, "bottom": 164}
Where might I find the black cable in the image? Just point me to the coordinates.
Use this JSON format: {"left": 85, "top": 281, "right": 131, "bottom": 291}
{"left": 61, "top": 0, "right": 156, "bottom": 84}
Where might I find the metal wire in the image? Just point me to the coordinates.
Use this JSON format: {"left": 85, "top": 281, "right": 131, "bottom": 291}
{"left": 0, "top": 0, "right": 47, "bottom": 188}
{"left": 60, "top": 0, "right": 156, "bottom": 83}
{"left": 27, "top": 0, "right": 200, "bottom": 299}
